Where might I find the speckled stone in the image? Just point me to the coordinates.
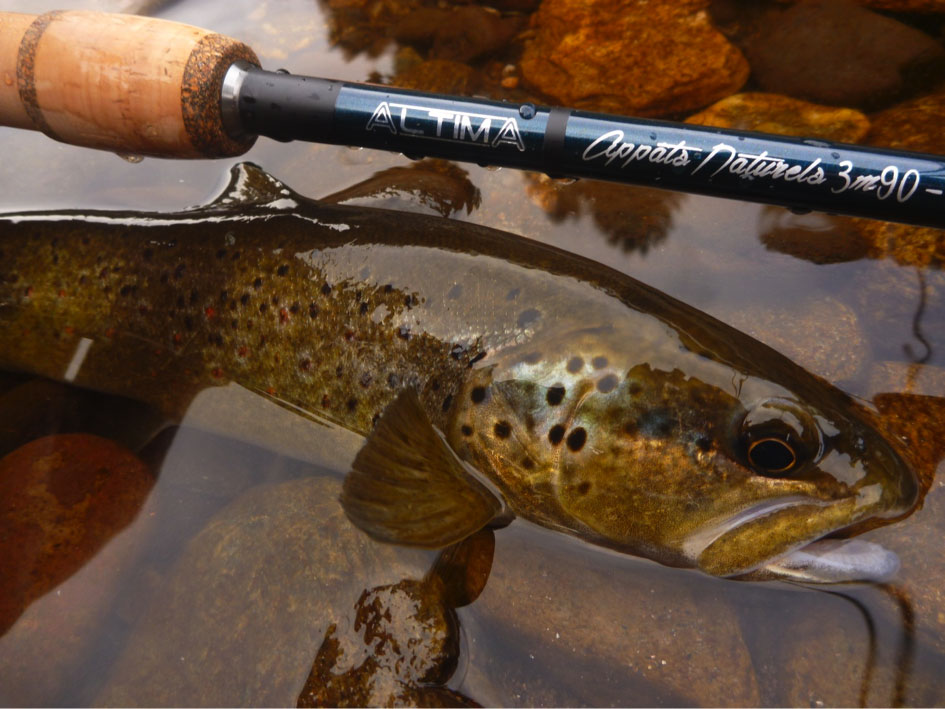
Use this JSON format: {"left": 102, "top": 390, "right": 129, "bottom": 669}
{"left": 0, "top": 434, "right": 153, "bottom": 635}
{"left": 96, "top": 476, "right": 456, "bottom": 707}
{"left": 519, "top": 0, "right": 748, "bottom": 116}
{"left": 719, "top": 297, "right": 866, "bottom": 383}
{"left": 0, "top": 434, "right": 154, "bottom": 706}
{"left": 867, "top": 88, "right": 945, "bottom": 155}
{"left": 392, "top": 59, "right": 481, "bottom": 95}
{"left": 686, "top": 92, "right": 871, "bottom": 143}
{"left": 468, "top": 526, "right": 762, "bottom": 706}
{"left": 844, "top": 89, "right": 945, "bottom": 269}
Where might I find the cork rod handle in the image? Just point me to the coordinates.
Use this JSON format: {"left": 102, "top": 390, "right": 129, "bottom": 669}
{"left": 0, "top": 10, "right": 259, "bottom": 158}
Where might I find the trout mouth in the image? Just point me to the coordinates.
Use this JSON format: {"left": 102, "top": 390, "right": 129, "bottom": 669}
{"left": 685, "top": 496, "right": 900, "bottom": 583}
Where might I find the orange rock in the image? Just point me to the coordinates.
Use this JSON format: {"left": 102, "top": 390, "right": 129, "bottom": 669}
{"left": 519, "top": 0, "right": 748, "bottom": 116}
{"left": 867, "top": 88, "right": 945, "bottom": 155}
{"left": 0, "top": 434, "right": 154, "bottom": 635}
{"left": 686, "top": 92, "right": 870, "bottom": 143}
{"left": 844, "top": 89, "right": 945, "bottom": 269}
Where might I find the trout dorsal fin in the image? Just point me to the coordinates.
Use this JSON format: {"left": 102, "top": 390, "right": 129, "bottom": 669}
{"left": 341, "top": 389, "right": 505, "bottom": 548}
{"left": 203, "top": 162, "right": 299, "bottom": 210}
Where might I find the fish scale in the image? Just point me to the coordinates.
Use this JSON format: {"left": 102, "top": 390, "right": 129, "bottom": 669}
{"left": 0, "top": 163, "right": 918, "bottom": 582}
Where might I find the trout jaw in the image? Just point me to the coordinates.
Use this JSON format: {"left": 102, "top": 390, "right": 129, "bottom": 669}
{"left": 690, "top": 483, "right": 903, "bottom": 582}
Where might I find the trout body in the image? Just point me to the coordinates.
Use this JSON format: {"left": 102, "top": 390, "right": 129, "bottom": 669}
{"left": 0, "top": 164, "right": 917, "bottom": 580}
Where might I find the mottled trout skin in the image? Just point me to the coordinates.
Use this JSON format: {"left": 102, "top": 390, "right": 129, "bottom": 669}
{"left": 0, "top": 165, "right": 918, "bottom": 577}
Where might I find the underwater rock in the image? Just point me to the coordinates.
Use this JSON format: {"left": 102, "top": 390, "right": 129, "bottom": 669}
{"left": 297, "top": 579, "right": 461, "bottom": 707}
{"left": 97, "top": 476, "right": 462, "bottom": 707}
{"left": 298, "top": 528, "right": 492, "bottom": 707}
{"left": 758, "top": 208, "right": 872, "bottom": 265}
{"left": 686, "top": 92, "right": 871, "bottom": 142}
{"left": 867, "top": 88, "right": 945, "bottom": 156}
{"left": 392, "top": 58, "right": 481, "bottom": 95}
{"left": 867, "top": 392, "right": 945, "bottom": 659}
{"left": 0, "top": 434, "right": 154, "bottom": 635}
{"left": 0, "top": 434, "right": 155, "bottom": 705}
{"left": 742, "top": 0, "right": 945, "bottom": 110}
{"left": 838, "top": 90, "right": 945, "bottom": 269}
{"left": 391, "top": 6, "right": 524, "bottom": 63}
{"left": 464, "top": 526, "right": 761, "bottom": 706}
{"left": 719, "top": 297, "right": 866, "bottom": 383}
{"left": 519, "top": 0, "right": 748, "bottom": 116}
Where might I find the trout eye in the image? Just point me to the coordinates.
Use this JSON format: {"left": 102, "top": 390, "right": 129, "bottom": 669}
{"left": 747, "top": 436, "right": 797, "bottom": 474}
{"left": 739, "top": 398, "right": 822, "bottom": 478}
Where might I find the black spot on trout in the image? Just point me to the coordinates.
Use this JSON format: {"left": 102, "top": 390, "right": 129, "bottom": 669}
{"left": 0, "top": 163, "right": 917, "bottom": 584}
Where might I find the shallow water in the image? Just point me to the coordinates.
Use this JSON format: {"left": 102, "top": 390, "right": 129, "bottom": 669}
{"left": 1, "top": 0, "right": 944, "bottom": 706}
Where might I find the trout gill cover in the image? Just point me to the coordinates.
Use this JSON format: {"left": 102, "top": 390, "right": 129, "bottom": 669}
{"left": 0, "top": 163, "right": 917, "bottom": 582}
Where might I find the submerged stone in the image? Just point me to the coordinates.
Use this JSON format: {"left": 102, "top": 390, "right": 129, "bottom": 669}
{"left": 719, "top": 297, "right": 866, "bottom": 383}
{"left": 686, "top": 92, "right": 871, "bottom": 143}
{"left": 0, "top": 433, "right": 155, "bottom": 706}
{"left": 844, "top": 89, "right": 945, "bottom": 269}
{"left": 519, "top": 0, "right": 748, "bottom": 116}
{"left": 97, "top": 476, "right": 466, "bottom": 707}
{"left": 392, "top": 58, "right": 481, "bottom": 95}
{"left": 464, "top": 525, "right": 761, "bottom": 706}
{"left": 0, "top": 434, "right": 153, "bottom": 635}
{"left": 741, "top": 0, "right": 945, "bottom": 110}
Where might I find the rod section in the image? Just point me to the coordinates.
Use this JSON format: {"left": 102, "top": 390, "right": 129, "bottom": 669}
{"left": 228, "top": 63, "right": 945, "bottom": 229}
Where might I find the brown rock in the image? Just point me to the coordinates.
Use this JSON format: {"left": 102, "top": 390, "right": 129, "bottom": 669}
{"left": 867, "top": 88, "right": 945, "bottom": 155}
{"left": 465, "top": 525, "right": 761, "bottom": 706}
{"left": 391, "top": 7, "right": 525, "bottom": 63}
{"left": 297, "top": 579, "right": 461, "bottom": 707}
{"left": 519, "top": 0, "right": 748, "bottom": 116}
{"left": 742, "top": 0, "right": 945, "bottom": 109}
{"left": 392, "top": 59, "right": 481, "bottom": 95}
{"left": 96, "top": 476, "right": 455, "bottom": 707}
{"left": 829, "top": 90, "right": 945, "bottom": 269}
{"left": 686, "top": 92, "right": 871, "bottom": 142}
{"left": 0, "top": 434, "right": 154, "bottom": 635}
{"left": 718, "top": 297, "right": 866, "bottom": 382}
{"left": 758, "top": 207, "right": 872, "bottom": 264}
{"left": 0, "top": 434, "right": 155, "bottom": 705}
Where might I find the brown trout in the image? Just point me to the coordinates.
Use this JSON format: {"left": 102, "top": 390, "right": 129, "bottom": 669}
{"left": 0, "top": 163, "right": 917, "bottom": 582}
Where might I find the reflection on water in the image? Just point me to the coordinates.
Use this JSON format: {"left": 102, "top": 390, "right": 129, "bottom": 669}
{"left": 0, "top": 0, "right": 944, "bottom": 706}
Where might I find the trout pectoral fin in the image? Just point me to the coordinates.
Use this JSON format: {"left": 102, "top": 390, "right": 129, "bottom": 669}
{"left": 341, "top": 389, "right": 505, "bottom": 548}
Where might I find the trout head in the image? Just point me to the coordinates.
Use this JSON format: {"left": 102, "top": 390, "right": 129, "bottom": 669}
{"left": 448, "top": 327, "right": 918, "bottom": 583}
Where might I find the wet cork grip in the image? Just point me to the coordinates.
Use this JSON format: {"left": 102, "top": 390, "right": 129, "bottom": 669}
{"left": 0, "top": 10, "right": 259, "bottom": 158}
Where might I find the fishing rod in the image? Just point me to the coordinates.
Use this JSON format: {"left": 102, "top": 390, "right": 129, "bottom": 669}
{"left": 2, "top": 9, "right": 944, "bottom": 229}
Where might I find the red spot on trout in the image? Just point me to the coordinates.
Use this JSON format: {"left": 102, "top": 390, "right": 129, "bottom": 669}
{"left": 205, "top": 306, "right": 216, "bottom": 319}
